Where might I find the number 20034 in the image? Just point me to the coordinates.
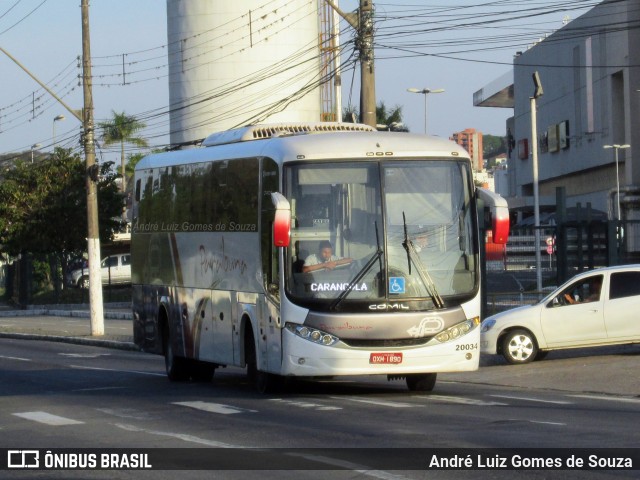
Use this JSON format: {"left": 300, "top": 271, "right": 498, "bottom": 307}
{"left": 456, "top": 343, "right": 478, "bottom": 351}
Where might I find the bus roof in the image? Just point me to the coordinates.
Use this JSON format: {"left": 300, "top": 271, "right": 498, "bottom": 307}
{"left": 136, "top": 123, "right": 470, "bottom": 171}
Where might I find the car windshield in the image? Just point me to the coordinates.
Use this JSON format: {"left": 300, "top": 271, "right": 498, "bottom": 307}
{"left": 284, "top": 159, "right": 477, "bottom": 312}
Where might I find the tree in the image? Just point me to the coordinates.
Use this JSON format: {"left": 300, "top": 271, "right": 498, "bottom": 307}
{"left": 125, "top": 152, "right": 146, "bottom": 180}
{"left": 376, "top": 101, "right": 403, "bottom": 127}
{"left": 0, "top": 148, "right": 124, "bottom": 294}
{"left": 483, "top": 134, "right": 507, "bottom": 158}
{"left": 98, "top": 111, "right": 148, "bottom": 194}
{"left": 343, "top": 102, "right": 408, "bottom": 131}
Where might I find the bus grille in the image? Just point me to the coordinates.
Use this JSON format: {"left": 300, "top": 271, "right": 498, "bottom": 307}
{"left": 342, "top": 337, "right": 432, "bottom": 348}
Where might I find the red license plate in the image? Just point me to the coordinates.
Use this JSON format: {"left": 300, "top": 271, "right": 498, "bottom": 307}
{"left": 369, "top": 352, "right": 403, "bottom": 364}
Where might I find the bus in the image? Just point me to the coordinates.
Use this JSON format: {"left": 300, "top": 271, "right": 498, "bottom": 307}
{"left": 131, "top": 122, "right": 509, "bottom": 392}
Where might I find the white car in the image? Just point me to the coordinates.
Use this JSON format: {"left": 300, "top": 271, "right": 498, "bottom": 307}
{"left": 481, "top": 265, "right": 640, "bottom": 364}
{"left": 66, "top": 253, "right": 131, "bottom": 289}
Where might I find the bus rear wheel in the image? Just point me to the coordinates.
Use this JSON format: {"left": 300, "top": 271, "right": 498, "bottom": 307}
{"left": 406, "top": 373, "right": 437, "bottom": 392}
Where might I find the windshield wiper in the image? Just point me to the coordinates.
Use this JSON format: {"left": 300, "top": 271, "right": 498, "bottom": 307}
{"left": 402, "top": 212, "right": 445, "bottom": 309}
{"left": 330, "top": 223, "right": 383, "bottom": 311}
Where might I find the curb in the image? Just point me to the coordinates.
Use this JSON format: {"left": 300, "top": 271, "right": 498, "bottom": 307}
{"left": 0, "top": 331, "right": 140, "bottom": 351}
{"left": 0, "top": 309, "right": 133, "bottom": 320}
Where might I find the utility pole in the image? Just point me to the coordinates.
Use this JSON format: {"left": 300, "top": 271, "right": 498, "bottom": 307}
{"left": 81, "top": 0, "right": 105, "bottom": 336}
{"left": 1, "top": 3, "right": 104, "bottom": 335}
{"left": 531, "top": 72, "right": 543, "bottom": 293}
{"left": 325, "top": 0, "right": 376, "bottom": 128}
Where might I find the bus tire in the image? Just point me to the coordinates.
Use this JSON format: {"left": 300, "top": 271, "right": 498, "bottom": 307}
{"left": 163, "top": 324, "right": 189, "bottom": 381}
{"left": 406, "top": 373, "right": 437, "bottom": 392}
{"left": 190, "top": 361, "right": 216, "bottom": 382}
{"left": 245, "top": 325, "right": 279, "bottom": 393}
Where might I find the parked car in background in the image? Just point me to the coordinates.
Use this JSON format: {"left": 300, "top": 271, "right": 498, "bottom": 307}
{"left": 481, "top": 265, "right": 640, "bottom": 364}
{"left": 66, "top": 253, "right": 131, "bottom": 289}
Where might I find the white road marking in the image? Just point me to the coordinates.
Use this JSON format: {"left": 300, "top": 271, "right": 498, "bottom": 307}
{"left": 96, "top": 408, "right": 153, "bottom": 420}
{"left": 115, "top": 423, "right": 235, "bottom": 447}
{"left": 334, "top": 397, "right": 414, "bottom": 408}
{"left": 489, "top": 394, "right": 573, "bottom": 405}
{"left": 528, "top": 420, "right": 566, "bottom": 426}
{"left": 70, "top": 364, "right": 165, "bottom": 376}
{"left": 13, "top": 411, "right": 84, "bottom": 426}
{"left": 269, "top": 398, "right": 341, "bottom": 411}
{"left": 115, "top": 424, "right": 408, "bottom": 479}
{"left": 287, "top": 452, "right": 408, "bottom": 480}
{"left": 173, "top": 401, "right": 257, "bottom": 415}
{"left": 0, "top": 355, "right": 31, "bottom": 362}
{"left": 570, "top": 394, "right": 640, "bottom": 404}
{"left": 413, "top": 395, "right": 507, "bottom": 406}
{"left": 59, "top": 353, "right": 111, "bottom": 358}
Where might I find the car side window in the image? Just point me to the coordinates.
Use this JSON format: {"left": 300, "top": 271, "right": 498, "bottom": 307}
{"left": 553, "top": 275, "right": 603, "bottom": 306}
{"left": 121, "top": 254, "right": 131, "bottom": 266}
{"left": 610, "top": 272, "right": 640, "bottom": 299}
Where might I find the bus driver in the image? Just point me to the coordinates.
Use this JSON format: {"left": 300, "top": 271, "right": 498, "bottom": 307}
{"left": 302, "top": 240, "right": 352, "bottom": 273}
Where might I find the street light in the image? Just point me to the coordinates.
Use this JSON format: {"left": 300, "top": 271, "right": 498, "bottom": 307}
{"left": 603, "top": 144, "right": 631, "bottom": 221}
{"left": 407, "top": 87, "right": 444, "bottom": 134}
{"left": 531, "top": 72, "right": 543, "bottom": 293}
{"left": 53, "top": 114, "right": 65, "bottom": 147}
{"left": 30, "top": 143, "right": 42, "bottom": 163}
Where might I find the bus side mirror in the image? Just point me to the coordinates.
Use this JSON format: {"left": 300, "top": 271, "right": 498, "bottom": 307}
{"left": 271, "top": 192, "right": 291, "bottom": 248}
{"left": 476, "top": 188, "right": 509, "bottom": 244}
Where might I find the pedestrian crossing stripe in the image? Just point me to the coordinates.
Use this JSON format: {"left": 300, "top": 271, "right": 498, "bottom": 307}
{"left": 13, "top": 411, "right": 84, "bottom": 426}
{"left": 172, "top": 401, "right": 257, "bottom": 415}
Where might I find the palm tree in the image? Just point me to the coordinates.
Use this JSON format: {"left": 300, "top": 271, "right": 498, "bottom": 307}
{"left": 99, "top": 111, "right": 148, "bottom": 193}
{"left": 342, "top": 102, "right": 408, "bottom": 131}
{"left": 376, "top": 102, "right": 407, "bottom": 131}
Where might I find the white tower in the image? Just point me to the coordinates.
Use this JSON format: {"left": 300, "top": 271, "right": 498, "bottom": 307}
{"left": 167, "top": 0, "right": 323, "bottom": 146}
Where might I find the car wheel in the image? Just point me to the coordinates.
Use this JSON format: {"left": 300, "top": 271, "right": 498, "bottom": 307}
{"left": 502, "top": 329, "right": 538, "bottom": 364}
{"left": 79, "top": 276, "right": 89, "bottom": 289}
{"left": 406, "top": 373, "right": 437, "bottom": 392}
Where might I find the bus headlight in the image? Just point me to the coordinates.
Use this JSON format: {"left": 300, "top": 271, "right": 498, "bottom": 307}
{"left": 434, "top": 317, "right": 480, "bottom": 343}
{"left": 285, "top": 323, "right": 339, "bottom": 346}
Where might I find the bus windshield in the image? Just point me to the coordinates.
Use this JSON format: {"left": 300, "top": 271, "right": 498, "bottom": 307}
{"left": 284, "top": 159, "right": 477, "bottom": 312}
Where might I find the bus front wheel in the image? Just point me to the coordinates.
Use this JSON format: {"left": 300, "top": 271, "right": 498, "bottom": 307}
{"left": 245, "top": 326, "right": 279, "bottom": 393}
{"left": 406, "top": 373, "right": 437, "bottom": 392}
{"left": 163, "top": 324, "right": 189, "bottom": 381}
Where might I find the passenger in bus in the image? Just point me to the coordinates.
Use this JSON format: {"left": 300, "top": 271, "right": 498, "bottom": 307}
{"left": 302, "top": 240, "right": 352, "bottom": 273}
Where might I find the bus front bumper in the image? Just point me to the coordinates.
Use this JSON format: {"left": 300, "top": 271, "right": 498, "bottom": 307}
{"left": 280, "top": 328, "right": 480, "bottom": 377}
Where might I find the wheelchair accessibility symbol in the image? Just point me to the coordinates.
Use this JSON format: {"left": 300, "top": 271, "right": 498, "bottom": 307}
{"left": 389, "top": 277, "right": 405, "bottom": 294}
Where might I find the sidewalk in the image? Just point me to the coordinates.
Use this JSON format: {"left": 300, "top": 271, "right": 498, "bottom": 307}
{"left": 0, "top": 301, "right": 138, "bottom": 351}
{"left": 0, "top": 301, "right": 638, "bottom": 397}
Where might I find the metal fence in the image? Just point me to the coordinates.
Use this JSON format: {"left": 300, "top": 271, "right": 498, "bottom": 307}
{"left": 484, "top": 219, "right": 640, "bottom": 316}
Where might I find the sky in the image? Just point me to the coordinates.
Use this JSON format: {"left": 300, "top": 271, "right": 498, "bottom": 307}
{"left": 0, "top": 0, "right": 600, "bottom": 165}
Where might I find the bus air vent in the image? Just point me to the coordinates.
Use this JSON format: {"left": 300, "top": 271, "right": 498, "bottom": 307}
{"left": 202, "top": 122, "right": 376, "bottom": 147}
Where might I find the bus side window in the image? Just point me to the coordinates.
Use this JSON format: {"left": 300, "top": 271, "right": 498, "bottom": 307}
{"left": 261, "top": 158, "right": 280, "bottom": 296}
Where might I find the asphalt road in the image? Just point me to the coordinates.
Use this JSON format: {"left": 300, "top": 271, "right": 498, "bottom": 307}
{"left": 1, "top": 336, "right": 639, "bottom": 479}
